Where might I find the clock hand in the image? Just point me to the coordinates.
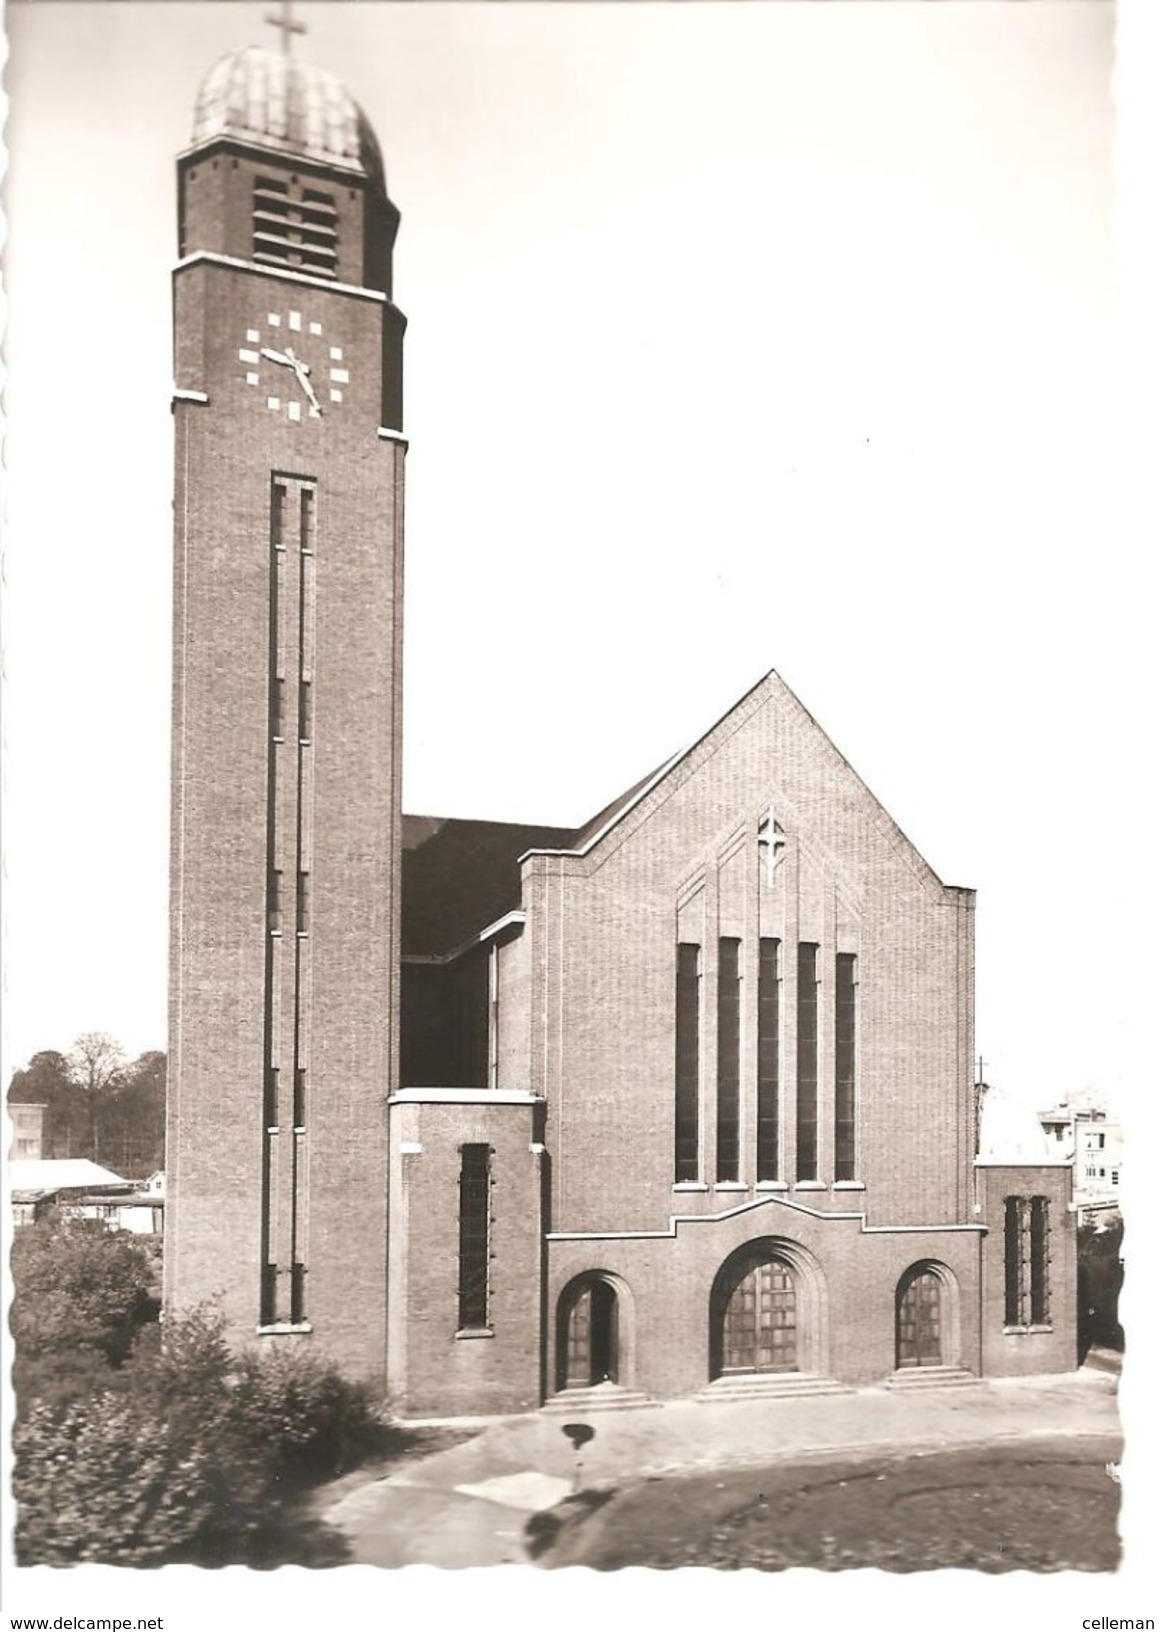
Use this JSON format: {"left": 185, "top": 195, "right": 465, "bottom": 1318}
{"left": 260, "top": 346, "right": 294, "bottom": 367}
{"left": 298, "top": 370, "right": 323, "bottom": 415}
{"left": 285, "top": 350, "right": 323, "bottom": 415}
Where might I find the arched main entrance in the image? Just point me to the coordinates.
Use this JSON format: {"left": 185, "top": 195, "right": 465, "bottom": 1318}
{"left": 556, "top": 1274, "right": 621, "bottom": 1391}
{"left": 895, "top": 1262, "right": 956, "bottom": 1369}
{"left": 711, "top": 1244, "right": 801, "bottom": 1378}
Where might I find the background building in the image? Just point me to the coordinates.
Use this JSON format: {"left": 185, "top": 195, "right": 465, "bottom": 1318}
{"left": 1039, "top": 1102, "right": 1123, "bottom": 1220}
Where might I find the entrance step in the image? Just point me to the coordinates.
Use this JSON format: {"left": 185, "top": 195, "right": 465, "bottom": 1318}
{"left": 884, "top": 1366, "right": 981, "bottom": 1390}
{"left": 696, "top": 1374, "right": 854, "bottom": 1404}
{"left": 541, "top": 1383, "right": 661, "bottom": 1414}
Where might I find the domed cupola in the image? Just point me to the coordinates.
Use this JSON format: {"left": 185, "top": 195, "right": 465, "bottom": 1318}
{"left": 192, "top": 45, "right": 384, "bottom": 182}
{"left": 178, "top": 38, "right": 399, "bottom": 299}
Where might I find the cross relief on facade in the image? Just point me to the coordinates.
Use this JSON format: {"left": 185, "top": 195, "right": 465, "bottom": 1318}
{"left": 758, "top": 804, "right": 786, "bottom": 886}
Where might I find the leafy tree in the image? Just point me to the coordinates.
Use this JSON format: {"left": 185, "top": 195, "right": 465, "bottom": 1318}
{"left": 7, "top": 1050, "right": 82, "bottom": 1158}
{"left": 106, "top": 1049, "right": 166, "bottom": 1176}
{"left": 66, "top": 1032, "right": 126, "bottom": 1165}
{"left": 1077, "top": 1213, "right": 1124, "bottom": 1358}
{"left": 8, "top": 1039, "right": 167, "bottom": 1172}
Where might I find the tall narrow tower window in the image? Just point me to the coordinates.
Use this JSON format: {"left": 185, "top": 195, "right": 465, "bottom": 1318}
{"left": 834, "top": 953, "right": 857, "bottom": 1182}
{"left": 262, "top": 473, "right": 316, "bottom": 1330}
{"left": 674, "top": 944, "right": 702, "bottom": 1183}
{"left": 716, "top": 939, "right": 741, "bottom": 1183}
{"left": 796, "top": 943, "right": 819, "bottom": 1182}
{"left": 757, "top": 938, "right": 780, "bottom": 1181}
{"left": 267, "top": 869, "right": 284, "bottom": 934}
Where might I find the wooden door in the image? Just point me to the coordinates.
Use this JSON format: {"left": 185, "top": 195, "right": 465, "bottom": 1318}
{"left": 721, "top": 1257, "right": 797, "bottom": 1374}
{"left": 896, "top": 1269, "right": 943, "bottom": 1367}
{"left": 563, "top": 1280, "right": 618, "bottom": 1387}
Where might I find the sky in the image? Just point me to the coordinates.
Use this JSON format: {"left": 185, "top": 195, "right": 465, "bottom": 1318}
{"left": 2, "top": 0, "right": 1162, "bottom": 1621}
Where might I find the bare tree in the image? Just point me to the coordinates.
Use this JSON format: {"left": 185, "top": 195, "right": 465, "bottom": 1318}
{"left": 66, "top": 1033, "right": 126, "bottom": 1166}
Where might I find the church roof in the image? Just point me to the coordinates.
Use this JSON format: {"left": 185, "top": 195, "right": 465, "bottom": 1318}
{"left": 191, "top": 46, "right": 384, "bottom": 179}
{"left": 566, "top": 761, "right": 674, "bottom": 852}
{"left": 401, "top": 816, "right": 576, "bottom": 959}
{"left": 401, "top": 759, "right": 681, "bottom": 960}
{"left": 402, "top": 670, "right": 968, "bottom": 959}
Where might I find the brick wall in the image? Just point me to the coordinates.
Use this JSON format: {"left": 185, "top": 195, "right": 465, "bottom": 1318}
{"left": 387, "top": 1094, "right": 546, "bottom": 1416}
{"left": 977, "top": 1162, "right": 1077, "bottom": 1376}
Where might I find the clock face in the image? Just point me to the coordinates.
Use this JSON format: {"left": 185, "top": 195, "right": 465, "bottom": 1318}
{"left": 237, "top": 308, "right": 351, "bottom": 423}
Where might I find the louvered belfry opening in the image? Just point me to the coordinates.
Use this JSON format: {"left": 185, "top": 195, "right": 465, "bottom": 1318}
{"left": 253, "top": 175, "right": 339, "bottom": 278}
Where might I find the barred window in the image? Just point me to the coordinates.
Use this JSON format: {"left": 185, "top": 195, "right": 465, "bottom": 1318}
{"left": 458, "top": 1144, "right": 492, "bottom": 1331}
{"left": 1029, "top": 1196, "right": 1050, "bottom": 1325}
{"left": 1004, "top": 1194, "right": 1052, "bottom": 1329}
{"left": 1003, "top": 1195, "right": 1024, "bottom": 1326}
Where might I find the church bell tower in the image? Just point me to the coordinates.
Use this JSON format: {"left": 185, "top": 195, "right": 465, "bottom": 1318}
{"left": 164, "top": 31, "right": 405, "bottom": 1377}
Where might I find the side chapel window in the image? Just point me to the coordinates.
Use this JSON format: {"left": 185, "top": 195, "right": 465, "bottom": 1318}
{"left": 1003, "top": 1194, "right": 1052, "bottom": 1328}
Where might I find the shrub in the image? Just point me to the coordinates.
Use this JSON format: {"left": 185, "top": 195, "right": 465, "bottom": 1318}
{"left": 14, "top": 1307, "right": 272, "bottom": 1566}
{"left": 11, "top": 1212, "right": 159, "bottom": 1414}
{"left": 13, "top": 1305, "right": 386, "bottom": 1565}
{"left": 14, "top": 1393, "right": 230, "bottom": 1566}
{"left": 231, "top": 1343, "right": 382, "bottom": 1479}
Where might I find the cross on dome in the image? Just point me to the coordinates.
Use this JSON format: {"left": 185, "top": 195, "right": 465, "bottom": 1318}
{"left": 266, "top": 1, "right": 307, "bottom": 56}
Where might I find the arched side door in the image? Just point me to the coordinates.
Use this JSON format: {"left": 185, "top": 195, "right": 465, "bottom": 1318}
{"left": 558, "top": 1275, "right": 620, "bottom": 1390}
{"left": 896, "top": 1265, "right": 944, "bottom": 1368}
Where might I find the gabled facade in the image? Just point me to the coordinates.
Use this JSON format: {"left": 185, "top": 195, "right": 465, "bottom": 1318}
{"left": 391, "top": 675, "right": 1076, "bottom": 1415}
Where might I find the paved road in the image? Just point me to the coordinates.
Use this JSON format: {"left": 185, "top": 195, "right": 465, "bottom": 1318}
{"left": 536, "top": 1436, "right": 1124, "bottom": 1572}
{"left": 322, "top": 1370, "right": 1122, "bottom": 1568}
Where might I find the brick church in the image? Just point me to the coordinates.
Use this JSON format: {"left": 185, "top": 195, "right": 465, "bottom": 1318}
{"left": 164, "top": 40, "right": 1077, "bottom": 1418}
